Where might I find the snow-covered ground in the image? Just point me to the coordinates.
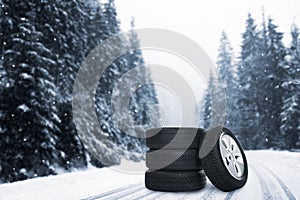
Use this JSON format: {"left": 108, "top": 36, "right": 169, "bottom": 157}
{"left": 0, "top": 150, "right": 299, "bottom": 200}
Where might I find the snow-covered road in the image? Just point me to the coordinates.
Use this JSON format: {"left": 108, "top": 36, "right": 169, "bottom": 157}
{"left": 0, "top": 151, "right": 299, "bottom": 200}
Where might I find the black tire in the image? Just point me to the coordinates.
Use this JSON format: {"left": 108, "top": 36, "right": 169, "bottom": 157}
{"left": 146, "top": 149, "right": 201, "bottom": 171}
{"left": 145, "top": 170, "right": 206, "bottom": 192}
{"left": 146, "top": 127, "right": 205, "bottom": 149}
{"left": 199, "top": 126, "right": 248, "bottom": 192}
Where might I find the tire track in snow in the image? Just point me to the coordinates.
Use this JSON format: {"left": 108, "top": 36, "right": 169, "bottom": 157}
{"left": 250, "top": 164, "right": 274, "bottom": 200}
{"left": 254, "top": 163, "right": 283, "bottom": 200}
{"left": 163, "top": 186, "right": 216, "bottom": 200}
{"left": 80, "top": 183, "right": 143, "bottom": 200}
{"left": 255, "top": 162, "right": 296, "bottom": 200}
{"left": 129, "top": 190, "right": 157, "bottom": 200}
{"left": 82, "top": 183, "right": 215, "bottom": 200}
{"left": 224, "top": 191, "right": 235, "bottom": 200}
{"left": 135, "top": 191, "right": 169, "bottom": 200}
{"left": 198, "top": 186, "right": 218, "bottom": 200}
{"left": 131, "top": 184, "right": 216, "bottom": 200}
{"left": 100, "top": 185, "right": 145, "bottom": 200}
{"left": 133, "top": 186, "right": 213, "bottom": 200}
{"left": 107, "top": 186, "right": 170, "bottom": 200}
{"left": 176, "top": 186, "right": 215, "bottom": 200}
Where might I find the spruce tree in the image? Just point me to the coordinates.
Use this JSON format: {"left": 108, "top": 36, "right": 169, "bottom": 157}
{"left": 37, "top": 0, "right": 89, "bottom": 170}
{"left": 94, "top": 13, "right": 160, "bottom": 156}
{"left": 0, "top": 0, "right": 107, "bottom": 181}
{"left": 0, "top": 0, "right": 63, "bottom": 182}
{"left": 259, "top": 18, "right": 286, "bottom": 148}
{"left": 235, "top": 14, "right": 262, "bottom": 149}
{"left": 200, "top": 71, "right": 215, "bottom": 129}
{"left": 127, "top": 18, "right": 160, "bottom": 151}
{"left": 128, "top": 18, "right": 159, "bottom": 128}
{"left": 280, "top": 25, "right": 300, "bottom": 149}
{"left": 0, "top": 0, "right": 161, "bottom": 182}
{"left": 216, "top": 31, "right": 236, "bottom": 129}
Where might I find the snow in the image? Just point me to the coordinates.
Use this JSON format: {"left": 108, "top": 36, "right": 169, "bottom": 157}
{"left": 0, "top": 167, "right": 143, "bottom": 200}
{"left": 20, "top": 73, "right": 34, "bottom": 81}
{"left": 17, "top": 104, "right": 30, "bottom": 112}
{"left": 0, "top": 150, "right": 299, "bottom": 200}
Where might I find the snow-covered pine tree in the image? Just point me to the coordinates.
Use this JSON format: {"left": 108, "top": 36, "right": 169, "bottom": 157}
{"left": 80, "top": 0, "right": 156, "bottom": 165}
{"left": 93, "top": 0, "right": 136, "bottom": 163}
{"left": 36, "top": 0, "right": 89, "bottom": 170}
{"left": 127, "top": 18, "right": 160, "bottom": 151}
{"left": 235, "top": 14, "right": 262, "bottom": 149}
{"left": 0, "top": 0, "right": 7, "bottom": 88}
{"left": 90, "top": 1, "right": 159, "bottom": 164}
{"left": 0, "top": 0, "right": 160, "bottom": 182}
{"left": 0, "top": 0, "right": 120, "bottom": 181}
{"left": 259, "top": 18, "right": 286, "bottom": 149}
{"left": 216, "top": 31, "right": 236, "bottom": 129}
{"left": 0, "top": 0, "right": 64, "bottom": 182}
{"left": 103, "top": 0, "right": 120, "bottom": 36}
{"left": 199, "top": 71, "right": 215, "bottom": 129}
{"left": 280, "top": 25, "right": 300, "bottom": 150}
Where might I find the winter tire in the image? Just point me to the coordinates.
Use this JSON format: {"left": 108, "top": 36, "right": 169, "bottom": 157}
{"left": 199, "top": 126, "right": 248, "bottom": 192}
{"left": 146, "top": 127, "right": 205, "bottom": 149}
{"left": 145, "top": 170, "right": 206, "bottom": 192}
{"left": 146, "top": 149, "right": 201, "bottom": 171}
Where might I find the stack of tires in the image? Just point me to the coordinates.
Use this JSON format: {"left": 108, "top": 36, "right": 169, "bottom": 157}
{"left": 145, "top": 126, "right": 248, "bottom": 192}
{"left": 145, "top": 127, "right": 207, "bottom": 192}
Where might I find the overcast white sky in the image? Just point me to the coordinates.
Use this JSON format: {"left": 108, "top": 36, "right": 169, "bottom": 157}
{"left": 115, "top": 0, "right": 300, "bottom": 59}
{"left": 114, "top": 0, "right": 300, "bottom": 125}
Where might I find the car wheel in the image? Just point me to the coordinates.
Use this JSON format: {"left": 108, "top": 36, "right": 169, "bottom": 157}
{"left": 200, "top": 126, "right": 248, "bottom": 192}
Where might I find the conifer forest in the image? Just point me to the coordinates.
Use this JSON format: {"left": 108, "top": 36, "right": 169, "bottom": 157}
{"left": 0, "top": 0, "right": 299, "bottom": 184}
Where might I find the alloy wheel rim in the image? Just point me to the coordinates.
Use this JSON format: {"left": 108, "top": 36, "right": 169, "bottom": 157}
{"left": 219, "top": 133, "right": 245, "bottom": 179}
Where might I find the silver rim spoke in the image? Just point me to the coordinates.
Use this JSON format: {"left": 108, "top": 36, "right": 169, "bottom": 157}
{"left": 220, "top": 140, "right": 229, "bottom": 155}
{"left": 220, "top": 147, "right": 228, "bottom": 159}
{"left": 228, "top": 160, "right": 236, "bottom": 174}
{"left": 222, "top": 138, "right": 230, "bottom": 150}
{"left": 234, "top": 162, "right": 241, "bottom": 174}
{"left": 219, "top": 133, "right": 245, "bottom": 179}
